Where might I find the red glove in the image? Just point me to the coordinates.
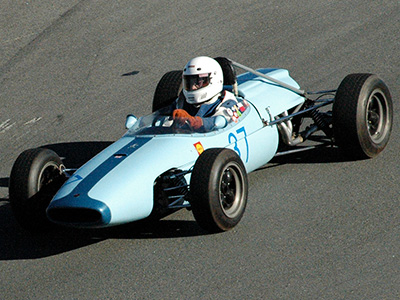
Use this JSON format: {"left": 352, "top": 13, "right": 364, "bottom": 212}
{"left": 173, "top": 109, "right": 191, "bottom": 119}
{"left": 172, "top": 109, "right": 203, "bottom": 129}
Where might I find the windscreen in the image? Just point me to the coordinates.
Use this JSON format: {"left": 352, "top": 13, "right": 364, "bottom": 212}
{"left": 125, "top": 99, "right": 249, "bottom": 136}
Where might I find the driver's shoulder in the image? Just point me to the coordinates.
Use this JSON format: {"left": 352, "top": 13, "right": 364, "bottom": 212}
{"left": 219, "top": 90, "right": 239, "bottom": 109}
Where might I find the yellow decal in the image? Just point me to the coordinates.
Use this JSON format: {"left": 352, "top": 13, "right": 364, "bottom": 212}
{"left": 194, "top": 142, "right": 204, "bottom": 155}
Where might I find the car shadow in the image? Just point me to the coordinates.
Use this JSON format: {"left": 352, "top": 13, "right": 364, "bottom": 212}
{"left": 0, "top": 177, "right": 8, "bottom": 189}
{"left": 257, "top": 145, "right": 357, "bottom": 171}
{"left": 43, "top": 141, "right": 114, "bottom": 169}
{"left": 0, "top": 201, "right": 206, "bottom": 260}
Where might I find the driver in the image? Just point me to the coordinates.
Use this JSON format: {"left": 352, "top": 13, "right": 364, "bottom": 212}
{"left": 172, "top": 56, "right": 242, "bottom": 131}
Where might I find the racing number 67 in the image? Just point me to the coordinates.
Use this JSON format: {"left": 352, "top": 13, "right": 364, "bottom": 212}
{"left": 228, "top": 126, "right": 249, "bottom": 163}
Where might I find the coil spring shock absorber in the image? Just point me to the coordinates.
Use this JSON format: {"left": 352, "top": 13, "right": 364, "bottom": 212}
{"left": 310, "top": 109, "right": 332, "bottom": 138}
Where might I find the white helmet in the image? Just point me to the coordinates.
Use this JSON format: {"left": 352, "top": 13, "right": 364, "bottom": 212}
{"left": 182, "top": 56, "right": 223, "bottom": 105}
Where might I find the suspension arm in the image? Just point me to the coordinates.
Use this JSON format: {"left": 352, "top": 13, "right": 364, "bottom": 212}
{"left": 266, "top": 99, "right": 334, "bottom": 126}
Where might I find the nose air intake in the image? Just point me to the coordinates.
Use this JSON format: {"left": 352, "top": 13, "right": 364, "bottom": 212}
{"left": 47, "top": 207, "right": 103, "bottom": 224}
{"left": 46, "top": 196, "right": 112, "bottom": 227}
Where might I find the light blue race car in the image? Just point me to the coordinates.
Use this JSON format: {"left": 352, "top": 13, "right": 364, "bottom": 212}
{"left": 9, "top": 58, "right": 393, "bottom": 233}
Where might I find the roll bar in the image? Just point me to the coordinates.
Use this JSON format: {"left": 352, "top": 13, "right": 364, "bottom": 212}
{"left": 228, "top": 59, "right": 306, "bottom": 97}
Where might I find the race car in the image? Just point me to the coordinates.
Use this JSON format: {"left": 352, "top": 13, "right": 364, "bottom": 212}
{"left": 9, "top": 57, "right": 393, "bottom": 233}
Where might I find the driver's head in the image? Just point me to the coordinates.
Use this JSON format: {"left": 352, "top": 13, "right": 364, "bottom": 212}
{"left": 182, "top": 56, "right": 223, "bottom": 105}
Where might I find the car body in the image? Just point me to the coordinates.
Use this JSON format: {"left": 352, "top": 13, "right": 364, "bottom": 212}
{"left": 9, "top": 58, "right": 393, "bottom": 233}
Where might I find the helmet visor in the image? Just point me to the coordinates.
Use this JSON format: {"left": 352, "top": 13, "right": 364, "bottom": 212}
{"left": 184, "top": 73, "right": 211, "bottom": 91}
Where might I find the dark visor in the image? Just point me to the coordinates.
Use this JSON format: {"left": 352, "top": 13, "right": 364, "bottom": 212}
{"left": 184, "top": 74, "right": 211, "bottom": 91}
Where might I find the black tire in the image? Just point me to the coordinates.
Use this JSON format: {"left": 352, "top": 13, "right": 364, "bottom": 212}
{"left": 9, "top": 148, "right": 66, "bottom": 232}
{"left": 152, "top": 70, "right": 183, "bottom": 112}
{"left": 333, "top": 73, "right": 393, "bottom": 159}
{"left": 214, "top": 57, "right": 237, "bottom": 85}
{"left": 190, "top": 148, "right": 248, "bottom": 233}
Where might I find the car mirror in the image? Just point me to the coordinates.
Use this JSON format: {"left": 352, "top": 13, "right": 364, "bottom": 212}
{"left": 125, "top": 114, "right": 137, "bottom": 129}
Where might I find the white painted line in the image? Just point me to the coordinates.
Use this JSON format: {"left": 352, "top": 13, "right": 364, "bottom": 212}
{"left": 0, "top": 119, "right": 15, "bottom": 133}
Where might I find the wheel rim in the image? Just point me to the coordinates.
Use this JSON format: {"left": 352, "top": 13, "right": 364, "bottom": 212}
{"left": 366, "top": 89, "right": 389, "bottom": 144}
{"left": 219, "top": 163, "right": 244, "bottom": 218}
{"left": 36, "top": 162, "right": 60, "bottom": 192}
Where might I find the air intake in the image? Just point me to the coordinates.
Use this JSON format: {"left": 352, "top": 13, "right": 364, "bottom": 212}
{"left": 47, "top": 207, "right": 102, "bottom": 224}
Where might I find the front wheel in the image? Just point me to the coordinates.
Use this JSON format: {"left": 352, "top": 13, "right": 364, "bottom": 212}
{"left": 9, "top": 148, "right": 66, "bottom": 232}
{"left": 333, "top": 73, "right": 393, "bottom": 159}
{"left": 190, "top": 148, "right": 248, "bottom": 233}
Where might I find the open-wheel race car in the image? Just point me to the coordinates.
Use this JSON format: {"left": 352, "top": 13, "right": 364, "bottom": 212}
{"left": 9, "top": 57, "right": 393, "bottom": 233}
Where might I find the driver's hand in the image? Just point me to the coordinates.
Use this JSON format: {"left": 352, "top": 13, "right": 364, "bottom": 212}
{"left": 172, "top": 109, "right": 191, "bottom": 119}
{"left": 172, "top": 109, "right": 203, "bottom": 129}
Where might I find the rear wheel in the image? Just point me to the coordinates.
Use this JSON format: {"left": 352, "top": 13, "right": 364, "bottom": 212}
{"left": 152, "top": 70, "right": 183, "bottom": 112}
{"left": 9, "top": 148, "right": 66, "bottom": 232}
{"left": 333, "top": 73, "right": 393, "bottom": 159}
{"left": 190, "top": 148, "right": 248, "bottom": 233}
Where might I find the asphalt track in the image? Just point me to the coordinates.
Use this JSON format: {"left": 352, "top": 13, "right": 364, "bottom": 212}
{"left": 1, "top": 1, "right": 399, "bottom": 299}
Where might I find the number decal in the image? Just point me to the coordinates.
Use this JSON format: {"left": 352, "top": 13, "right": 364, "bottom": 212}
{"left": 228, "top": 126, "right": 249, "bottom": 163}
{"left": 228, "top": 133, "right": 241, "bottom": 158}
{"left": 236, "top": 127, "right": 249, "bottom": 163}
